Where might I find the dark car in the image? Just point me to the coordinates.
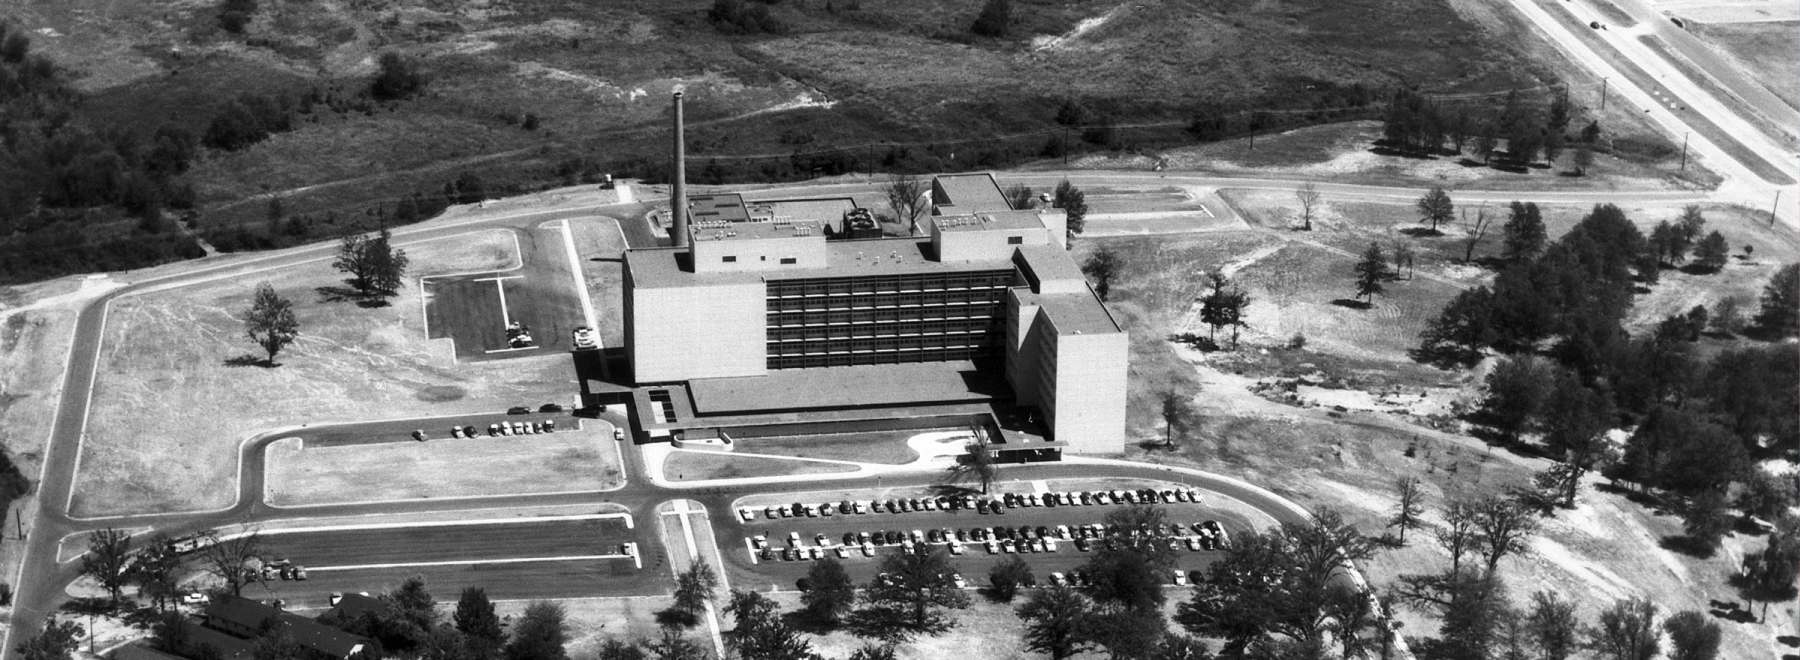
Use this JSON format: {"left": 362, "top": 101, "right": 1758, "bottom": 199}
{"left": 539, "top": 403, "right": 564, "bottom": 413}
{"left": 507, "top": 406, "right": 531, "bottom": 415}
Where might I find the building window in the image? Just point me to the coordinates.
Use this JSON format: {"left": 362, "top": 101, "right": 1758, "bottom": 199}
{"left": 722, "top": 256, "right": 737, "bottom": 263}
{"left": 780, "top": 257, "right": 797, "bottom": 265}
{"left": 1007, "top": 236, "right": 1024, "bottom": 245}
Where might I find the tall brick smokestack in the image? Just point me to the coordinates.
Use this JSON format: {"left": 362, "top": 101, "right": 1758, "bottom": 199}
{"left": 670, "top": 91, "right": 689, "bottom": 248}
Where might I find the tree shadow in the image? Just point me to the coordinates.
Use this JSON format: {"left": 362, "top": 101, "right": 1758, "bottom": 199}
{"left": 1777, "top": 634, "right": 1799, "bottom": 648}
{"left": 1594, "top": 482, "right": 1662, "bottom": 508}
{"left": 1658, "top": 534, "right": 1720, "bottom": 559}
{"left": 1399, "top": 227, "right": 1444, "bottom": 238}
{"left": 1330, "top": 298, "right": 1372, "bottom": 310}
{"left": 315, "top": 284, "right": 392, "bottom": 308}
{"left": 1457, "top": 157, "right": 1489, "bottom": 168}
{"left": 781, "top": 609, "right": 841, "bottom": 636}
{"left": 223, "top": 354, "right": 273, "bottom": 368}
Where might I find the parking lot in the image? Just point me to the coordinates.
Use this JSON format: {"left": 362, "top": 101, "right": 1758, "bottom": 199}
{"left": 422, "top": 226, "right": 585, "bottom": 361}
{"left": 296, "top": 410, "right": 584, "bottom": 448}
{"left": 721, "top": 486, "right": 1253, "bottom": 589}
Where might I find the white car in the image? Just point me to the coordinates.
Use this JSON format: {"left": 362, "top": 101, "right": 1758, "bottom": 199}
{"left": 571, "top": 326, "right": 599, "bottom": 350}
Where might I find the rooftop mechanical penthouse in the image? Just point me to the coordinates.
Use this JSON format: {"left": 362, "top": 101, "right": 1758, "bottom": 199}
{"left": 622, "top": 172, "right": 1128, "bottom": 455}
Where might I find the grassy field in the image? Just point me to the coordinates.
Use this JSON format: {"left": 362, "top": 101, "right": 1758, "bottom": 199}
{"left": 663, "top": 450, "right": 858, "bottom": 482}
{"left": 1692, "top": 21, "right": 1800, "bottom": 112}
{"left": 264, "top": 428, "right": 621, "bottom": 506}
{"left": 73, "top": 229, "right": 574, "bottom": 517}
{"left": 567, "top": 215, "right": 629, "bottom": 347}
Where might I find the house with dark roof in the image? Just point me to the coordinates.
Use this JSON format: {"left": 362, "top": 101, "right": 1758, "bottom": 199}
{"left": 202, "top": 596, "right": 369, "bottom": 660}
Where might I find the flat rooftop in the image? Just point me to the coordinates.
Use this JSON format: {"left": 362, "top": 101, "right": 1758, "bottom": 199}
{"left": 933, "top": 210, "right": 1046, "bottom": 233}
{"left": 1021, "top": 290, "right": 1123, "bottom": 335}
{"left": 627, "top": 238, "right": 1017, "bottom": 288}
{"left": 689, "top": 218, "right": 824, "bottom": 243}
{"left": 688, "top": 361, "right": 1006, "bottom": 415}
{"left": 934, "top": 173, "right": 1011, "bottom": 213}
{"left": 688, "top": 193, "right": 751, "bottom": 223}
{"left": 758, "top": 198, "right": 859, "bottom": 224}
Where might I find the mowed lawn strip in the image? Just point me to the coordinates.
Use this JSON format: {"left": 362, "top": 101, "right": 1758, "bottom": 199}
{"left": 732, "top": 430, "right": 926, "bottom": 465}
{"left": 663, "top": 451, "right": 858, "bottom": 482}
{"left": 263, "top": 428, "right": 621, "bottom": 507}
{"left": 75, "top": 230, "right": 573, "bottom": 517}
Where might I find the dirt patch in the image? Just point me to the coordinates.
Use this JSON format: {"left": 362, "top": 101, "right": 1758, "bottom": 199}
{"left": 263, "top": 424, "right": 620, "bottom": 506}
{"left": 74, "top": 229, "right": 574, "bottom": 517}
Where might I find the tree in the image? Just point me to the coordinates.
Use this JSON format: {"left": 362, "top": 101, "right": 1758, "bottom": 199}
{"left": 986, "top": 555, "right": 1035, "bottom": 602}
{"left": 1661, "top": 611, "right": 1720, "bottom": 660}
{"left": 1004, "top": 183, "right": 1035, "bottom": 210}
{"left": 1416, "top": 285, "right": 1496, "bottom": 366}
{"left": 1053, "top": 179, "right": 1088, "bottom": 244}
{"left": 1461, "top": 203, "right": 1494, "bottom": 263}
{"left": 1295, "top": 182, "right": 1320, "bottom": 231}
{"left": 970, "top": 0, "right": 1010, "bottom": 37}
{"left": 1676, "top": 204, "right": 1706, "bottom": 244}
{"left": 1197, "top": 271, "right": 1249, "bottom": 348}
{"left": 672, "top": 561, "right": 718, "bottom": 616}
{"left": 844, "top": 644, "right": 897, "bottom": 660}
{"left": 504, "top": 601, "right": 568, "bottom": 660}
{"left": 1088, "top": 605, "right": 1167, "bottom": 659}
{"left": 1572, "top": 142, "right": 1595, "bottom": 175}
{"left": 1158, "top": 389, "right": 1197, "bottom": 450}
{"left": 1353, "top": 242, "right": 1389, "bottom": 304}
{"left": 1390, "top": 239, "right": 1416, "bottom": 280}
{"left": 596, "top": 639, "right": 647, "bottom": 660}
{"left": 1081, "top": 246, "right": 1121, "bottom": 301}
{"left": 1692, "top": 230, "right": 1728, "bottom": 272}
{"left": 1539, "top": 373, "right": 1615, "bottom": 507}
{"left": 243, "top": 283, "right": 298, "bottom": 366}
{"left": 335, "top": 230, "right": 410, "bottom": 299}
{"left": 643, "top": 624, "right": 704, "bottom": 660}
{"left": 944, "top": 429, "right": 997, "bottom": 494}
{"left": 1473, "top": 495, "right": 1537, "bottom": 575}
{"left": 1435, "top": 499, "right": 1480, "bottom": 575}
{"left": 217, "top": 0, "right": 258, "bottom": 34}
{"left": 1587, "top": 597, "right": 1658, "bottom": 660}
{"left": 884, "top": 174, "right": 927, "bottom": 236}
{"left": 724, "top": 590, "right": 816, "bottom": 660}
{"left": 801, "top": 558, "right": 855, "bottom": 625}
{"left": 1480, "top": 355, "right": 1553, "bottom": 442}
{"left": 1387, "top": 477, "right": 1425, "bottom": 543}
{"left": 1416, "top": 186, "right": 1455, "bottom": 233}
{"left": 371, "top": 52, "right": 426, "bottom": 100}
{"left": 17, "top": 617, "right": 86, "bottom": 660}
{"left": 1734, "top": 533, "right": 1799, "bottom": 621}
{"left": 455, "top": 587, "right": 504, "bottom": 660}
{"left": 1178, "top": 509, "right": 1377, "bottom": 654}
{"left": 196, "top": 528, "right": 262, "bottom": 596}
{"left": 1016, "top": 587, "right": 1095, "bottom": 660}
{"left": 1525, "top": 591, "right": 1581, "bottom": 660}
{"left": 1679, "top": 490, "right": 1731, "bottom": 554}
{"left": 1754, "top": 263, "right": 1799, "bottom": 336}
{"left": 857, "top": 548, "right": 969, "bottom": 636}
{"left": 132, "top": 535, "right": 186, "bottom": 613}
{"left": 80, "top": 528, "right": 132, "bottom": 607}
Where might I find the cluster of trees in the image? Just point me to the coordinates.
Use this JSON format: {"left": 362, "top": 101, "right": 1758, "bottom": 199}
{"left": 971, "top": 0, "right": 1011, "bottom": 37}
{"left": 333, "top": 228, "right": 411, "bottom": 301}
{"left": 1647, "top": 206, "right": 1730, "bottom": 273}
{"left": 217, "top": 0, "right": 259, "bottom": 33}
{"left": 1382, "top": 88, "right": 1600, "bottom": 173}
{"left": 709, "top": 0, "right": 786, "bottom": 35}
{"left": 371, "top": 53, "right": 428, "bottom": 102}
{"left": 204, "top": 92, "right": 301, "bottom": 151}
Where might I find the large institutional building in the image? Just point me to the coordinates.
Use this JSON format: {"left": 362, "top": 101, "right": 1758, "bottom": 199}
{"left": 619, "top": 172, "right": 1128, "bottom": 455}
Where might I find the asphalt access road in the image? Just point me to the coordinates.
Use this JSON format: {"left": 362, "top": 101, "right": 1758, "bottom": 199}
{"left": 259, "top": 518, "right": 634, "bottom": 567}
{"left": 717, "top": 495, "right": 1258, "bottom": 590}
{"left": 238, "top": 557, "right": 644, "bottom": 609}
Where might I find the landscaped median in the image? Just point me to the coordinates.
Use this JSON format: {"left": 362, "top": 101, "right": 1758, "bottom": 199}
{"left": 72, "top": 229, "right": 575, "bottom": 517}
{"left": 263, "top": 420, "right": 623, "bottom": 507}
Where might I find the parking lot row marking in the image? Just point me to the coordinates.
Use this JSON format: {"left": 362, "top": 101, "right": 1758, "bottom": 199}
{"left": 307, "top": 554, "right": 629, "bottom": 572}
{"left": 468, "top": 275, "right": 524, "bottom": 283}
{"left": 252, "top": 512, "right": 635, "bottom": 536}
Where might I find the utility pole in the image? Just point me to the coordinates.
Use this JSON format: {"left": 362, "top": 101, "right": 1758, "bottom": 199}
{"left": 1680, "top": 132, "right": 1688, "bottom": 170}
{"left": 1600, "top": 77, "right": 1608, "bottom": 111}
{"left": 1773, "top": 189, "right": 1782, "bottom": 227}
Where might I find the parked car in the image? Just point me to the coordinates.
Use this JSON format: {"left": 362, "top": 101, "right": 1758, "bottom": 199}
{"left": 539, "top": 403, "right": 564, "bottom": 413}
{"left": 507, "top": 406, "right": 531, "bottom": 415}
{"left": 411, "top": 430, "right": 427, "bottom": 442}
{"left": 449, "top": 426, "right": 463, "bottom": 439}
{"left": 571, "top": 326, "right": 599, "bottom": 350}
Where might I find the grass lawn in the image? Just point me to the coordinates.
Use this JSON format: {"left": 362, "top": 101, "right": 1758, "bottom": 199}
{"left": 494, "top": 596, "right": 684, "bottom": 656}
{"left": 1691, "top": 21, "right": 1800, "bottom": 115}
{"left": 733, "top": 430, "right": 925, "bottom": 465}
{"left": 264, "top": 425, "right": 621, "bottom": 506}
{"left": 74, "top": 229, "right": 574, "bottom": 517}
{"left": 663, "top": 451, "right": 858, "bottom": 482}
{"left": 567, "top": 215, "right": 629, "bottom": 347}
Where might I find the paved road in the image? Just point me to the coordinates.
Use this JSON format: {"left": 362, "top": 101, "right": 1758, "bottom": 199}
{"left": 2, "top": 168, "right": 1745, "bottom": 655}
